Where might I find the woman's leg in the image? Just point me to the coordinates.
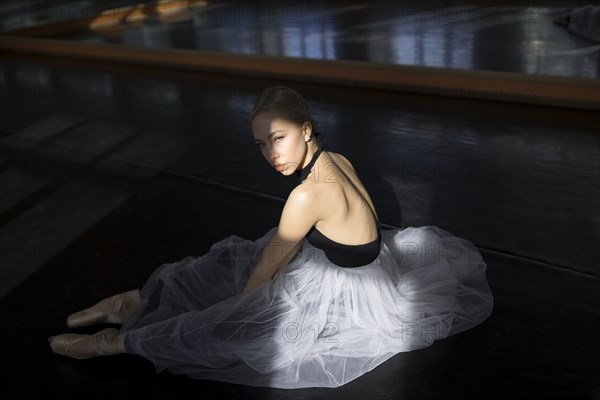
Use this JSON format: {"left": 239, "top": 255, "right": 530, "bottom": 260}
{"left": 66, "top": 289, "right": 142, "bottom": 328}
{"left": 49, "top": 328, "right": 125, "bottom": 359}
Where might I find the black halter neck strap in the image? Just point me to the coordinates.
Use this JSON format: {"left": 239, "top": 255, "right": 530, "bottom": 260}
{"left": 296, "top": 140, "right": 323, "bottom": 183}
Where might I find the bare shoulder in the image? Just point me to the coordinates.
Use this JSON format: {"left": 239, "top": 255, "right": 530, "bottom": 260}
{"left": 283, "top": 185, "right": 319, "bottom": 222}
{"left": 288, "top": 179, "right": 329, "bottom": 219}
{"left": 288, "top": 182, "right": 316, "bottom": 203}
{"left": 277, "top": 184, "right": 320, "bottom": 242}
{"left": 327, "top": 151, "right": 356, "bottom": 173}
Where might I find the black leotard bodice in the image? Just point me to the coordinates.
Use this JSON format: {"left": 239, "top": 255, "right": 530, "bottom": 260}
{"left": 305, "top": 225, "right": 381, "bottom": 267}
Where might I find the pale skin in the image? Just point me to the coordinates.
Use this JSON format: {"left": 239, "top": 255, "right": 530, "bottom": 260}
{"left": 49, "top": 112, "right": 380, "bottom": 358}
{"left": 243, "top": 112, "right": 380, "bottom": 294}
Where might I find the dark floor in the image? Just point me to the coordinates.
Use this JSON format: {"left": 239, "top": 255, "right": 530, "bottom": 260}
{"left": 0, "top": 51, "right": 598, "bottom": 399}
{"left": 0, "top": 1, "right": 599, "bottom": 399}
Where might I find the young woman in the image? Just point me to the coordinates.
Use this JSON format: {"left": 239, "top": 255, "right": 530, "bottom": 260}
{"left": 49, "top": 86, "right": 494, "bottom": 389}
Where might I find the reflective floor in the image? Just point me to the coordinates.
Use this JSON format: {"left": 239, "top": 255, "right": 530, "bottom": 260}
{"left": 0, "top": 52, "right": 598, "bottom": 399}
{"left": 41, "top": 0, "right": 600, "bottom": 79}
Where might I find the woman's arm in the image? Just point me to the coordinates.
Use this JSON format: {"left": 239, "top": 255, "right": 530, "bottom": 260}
{"left": 241, "top": 233, "right": 301, "bottom": 294}
{"left": 242, "top": 187, "right": 318, "bottom": 295}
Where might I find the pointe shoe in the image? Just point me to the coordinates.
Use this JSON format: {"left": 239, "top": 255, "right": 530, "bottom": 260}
{"left": 49, "top": 328, "right": 125, "bottom": 359}
{"left": 67, "top": 289, "right": 141, "bottom": 328}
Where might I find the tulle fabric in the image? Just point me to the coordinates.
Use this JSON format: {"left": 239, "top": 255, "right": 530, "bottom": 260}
{"left": 121, "top": 225, "right": 493, "bottom": 389}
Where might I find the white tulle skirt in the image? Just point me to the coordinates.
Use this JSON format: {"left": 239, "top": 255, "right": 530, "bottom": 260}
{"left": 121, "top": 225, "right": 494, "bottom": 389}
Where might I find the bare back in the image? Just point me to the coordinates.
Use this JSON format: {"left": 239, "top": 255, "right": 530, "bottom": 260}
{"left": 301, "top": 151, "right": 379, "bottom": 246}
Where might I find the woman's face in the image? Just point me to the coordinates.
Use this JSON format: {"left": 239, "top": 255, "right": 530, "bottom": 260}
{"left": 252, "top": 112, "right": 311, "bottom": 176}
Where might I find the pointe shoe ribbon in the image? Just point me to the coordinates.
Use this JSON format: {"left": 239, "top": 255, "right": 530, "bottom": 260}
{"left": 67, "top": 310, "right": 114, "bottom": 328}
{"left": 49, "top": 328, "right": 125, "bottom": 359}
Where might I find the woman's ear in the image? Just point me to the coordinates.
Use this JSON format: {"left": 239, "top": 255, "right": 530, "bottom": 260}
{"left": 302, "top": 121, "right": 312, "bottom": 139}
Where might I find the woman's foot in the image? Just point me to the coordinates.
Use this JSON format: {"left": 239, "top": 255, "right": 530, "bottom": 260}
{"left": 66, "top": 289, "right": 141, "bottom": 328}
{"left": 49, "top": 328, "right": 125, "bottom": 359}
